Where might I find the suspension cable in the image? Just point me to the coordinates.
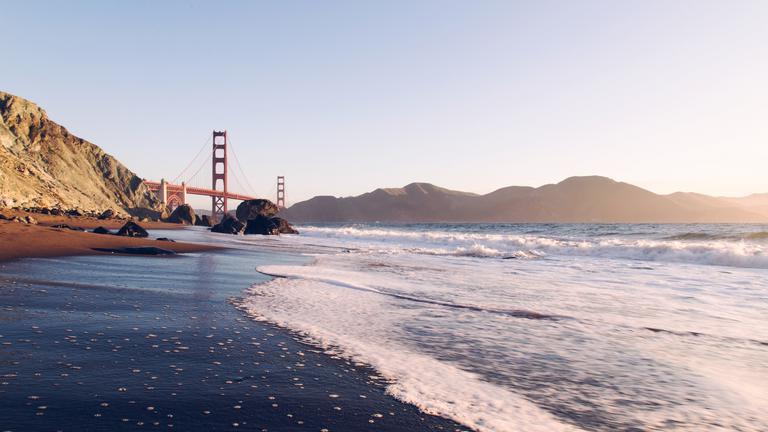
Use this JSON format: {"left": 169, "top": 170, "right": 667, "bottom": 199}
{"left": 185, "top": 152, "right": 212, "bottom": 186}
{"left": 227, "top": 137, "right": 259, "bottom": 196}
{"left": 172, "top": 134, "right": 213, "bottom": 184}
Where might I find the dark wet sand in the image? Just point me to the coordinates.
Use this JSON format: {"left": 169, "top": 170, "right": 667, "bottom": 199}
{"left": 0, "top": 244, "right": 466, "bottom": 431}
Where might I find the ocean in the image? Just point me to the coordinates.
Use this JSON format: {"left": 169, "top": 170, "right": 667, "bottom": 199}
{"left": 240, "top": 223, "right": 768, "bottom": 431}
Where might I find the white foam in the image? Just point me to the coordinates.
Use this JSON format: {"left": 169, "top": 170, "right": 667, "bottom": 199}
{"left": 239, "top": 225, "right": 768, "bottom": 431}
{"left": 244, "top": 271, "right": 582, "bottom": 432}
{"left": 297, "top": 225, "right": 768, "bottom": 269}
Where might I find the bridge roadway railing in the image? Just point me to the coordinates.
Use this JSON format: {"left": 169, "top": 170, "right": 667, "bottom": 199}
{"left": 143, "top": 181, "right": 255, "bottom": 201}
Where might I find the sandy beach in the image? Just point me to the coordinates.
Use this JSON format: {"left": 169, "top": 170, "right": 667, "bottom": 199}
{"left": 0, "top": 210, "right": 218, "bottom": 262}
{"left": 0, "top": 223, "right": 466, "bottom": 431}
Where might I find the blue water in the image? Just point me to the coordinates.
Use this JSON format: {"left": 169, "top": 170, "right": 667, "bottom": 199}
{"left": 241, "top": 223, "right": 768, "bottom": 431}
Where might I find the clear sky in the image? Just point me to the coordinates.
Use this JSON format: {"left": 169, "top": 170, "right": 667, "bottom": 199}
{"left": 4, "top": 0, "right": 767, "bottom": 205}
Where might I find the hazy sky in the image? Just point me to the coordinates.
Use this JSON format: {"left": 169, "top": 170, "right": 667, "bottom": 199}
{"left": 4, "top": 0, "right": 767, "bottom": 205}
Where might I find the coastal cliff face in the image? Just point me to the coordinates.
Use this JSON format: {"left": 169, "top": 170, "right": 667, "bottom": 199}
{"left": 0, "top": 91, "right": 160, "bottom": 213}
{"left": 282, "top": 176, "right": 768, "bottom": 223}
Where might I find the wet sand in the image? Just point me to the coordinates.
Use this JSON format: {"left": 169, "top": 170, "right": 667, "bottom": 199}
{"left": 0, "top": 233, "right": 466, "bottom": 431}
{"left": 0, "top": 211, "right": 217, "bottom": 262}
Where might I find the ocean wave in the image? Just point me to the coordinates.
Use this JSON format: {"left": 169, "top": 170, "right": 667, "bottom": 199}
{"left": 665, "top": 231, "right": 768, "bottom": 241}
{"left": 242, "top": 272, "right": 582, "bottom": 432}
{"left": 298, "top": 226, "right": 768, "bottom": 269}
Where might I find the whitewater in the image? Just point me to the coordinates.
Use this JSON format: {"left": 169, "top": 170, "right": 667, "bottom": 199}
{"left": 240, "top": 223, "right": 768, "bottom": 431}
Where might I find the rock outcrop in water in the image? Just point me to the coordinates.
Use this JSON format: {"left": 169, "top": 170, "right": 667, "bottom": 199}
{"left": 0, "top": 91, "right": 161, "bottom": 215}
{"left": 211, "top": 199, "right": 298, "bottom": 235}
{"left": 244, "top": 215, "right": 280, "bottom": 235}
{"left": 211, "top": 215, "right": 246, "bottom": 235}
{"left": 195, "top": 214, "right": 213, "bottom": 227}
{"left": 236, "top": 199, "right": 279, "bottom": 222}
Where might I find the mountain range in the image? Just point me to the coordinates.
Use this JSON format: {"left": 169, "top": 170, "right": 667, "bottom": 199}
{"left": 282, "top": 177, "right": 768, "bottom": 223}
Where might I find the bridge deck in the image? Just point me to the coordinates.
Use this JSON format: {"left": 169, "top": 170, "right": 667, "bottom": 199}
{"left": 143, "top": 181, "right": 256, "bottom": 201}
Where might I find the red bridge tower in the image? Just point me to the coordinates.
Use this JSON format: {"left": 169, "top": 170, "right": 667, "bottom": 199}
{"left": 277, "top": 176, "right": 285, "bottom": 209}
{"left": 212, "top": 130, "right": 228, "bottom": 220}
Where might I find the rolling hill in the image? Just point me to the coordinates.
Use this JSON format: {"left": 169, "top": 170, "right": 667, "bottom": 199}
{"left": 282, "top": 176, "right": 768, "bottom": 223}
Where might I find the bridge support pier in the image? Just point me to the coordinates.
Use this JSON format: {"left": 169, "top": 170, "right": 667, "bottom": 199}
{"left": 277, "top": 176, "right": 285, "bottom": 209}
{"left": 159, "top": 178, "right": 168, "bottom": 206}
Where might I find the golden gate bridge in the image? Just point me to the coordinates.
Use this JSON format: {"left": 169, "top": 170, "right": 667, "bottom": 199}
{"left": 143, "top": 130, "right": 284, "bottom": 221}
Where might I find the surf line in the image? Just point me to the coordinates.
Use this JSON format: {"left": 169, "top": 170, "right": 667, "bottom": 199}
{"left": 255, "top": 269, "right": 565, "bottom": 321}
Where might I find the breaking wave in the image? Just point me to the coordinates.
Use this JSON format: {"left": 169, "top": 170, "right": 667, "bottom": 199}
{"left": 242, "top": 223, "right": 768, "bottom": 431}
{"left": 298, "top": 225, "right": 768, "bottom": 269}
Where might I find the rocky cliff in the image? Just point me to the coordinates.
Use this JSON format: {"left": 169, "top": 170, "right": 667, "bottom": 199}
{"left": 0, "top": 91, "right": 160, "bottom": 214}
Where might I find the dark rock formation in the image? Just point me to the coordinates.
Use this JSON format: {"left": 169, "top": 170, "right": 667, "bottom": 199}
{"left": 236, "top": 199, "right": 279, "bottom": 222}
{"left": 195, "top": 214, "right": 213, "bottom": 227}
{"left": 98, "top": 209, "right": 115, "bottom": 220}
{"left": 210, "top": 216, "right": 245, "bottom": 235}
{"left": 93, "top": 247, "right": 176, "bottom": 256}
{"left": 271, "top": 217, "right": 299, "bottom": 234}
{"left": 92, "top": 226, "right": 112, "bottom": 235}
{"left": 244, "top": 215, "right": 280, "bottom": 235}
{"left": 156, "top": 237, "right": 175, "bottom": 242}
{"left": 166, "top": 204, "right": 197, "bottom": 225}
{"left": 115, "top": 221, "right": 148, "bottom": 238}
{"left": 242, "top": 216, "right": 299, "bottom": 235}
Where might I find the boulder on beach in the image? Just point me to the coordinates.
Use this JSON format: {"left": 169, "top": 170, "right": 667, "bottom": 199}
{"left": 235, "top": 199, "right": 279, "bottom": 222}
{"left": 98, "top": 209, "right": 115, "bottom": 220}
{"left": 166, "top": 204, "right": 197, "bottom": 225}
{"left": 270, "top": 217, "right": 299, "bottom": 234}
{"left": 116, "top": 221, "right": 148, "bottom": 237}
{"left": 195, "top": 214, "right": 213, "bottom": 227}
{"left": 210, "top": 215, "right": 245, "bottom": 235}
{"left": 243, "top": 216, "right": 299, "bottom": 235}
{"left": 244, "top": 215, "right": 280, "bottom": 235}
{"left": 92, "top": 226, "right": 112, "bottom": 235}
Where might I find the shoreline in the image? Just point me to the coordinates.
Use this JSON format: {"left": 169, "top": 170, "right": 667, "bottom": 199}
{"left": 0, "top": 226, "right": 468, "bottom": 431}
{"left": 0, "top": 210, "right": 219, "bottom": 262}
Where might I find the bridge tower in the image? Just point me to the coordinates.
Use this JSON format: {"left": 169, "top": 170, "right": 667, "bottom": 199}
{"left": 211, "top": 130, "right": 228, "bottom": 221}
{"left": 277, "top": 176, "right": 285, "bottom": 209}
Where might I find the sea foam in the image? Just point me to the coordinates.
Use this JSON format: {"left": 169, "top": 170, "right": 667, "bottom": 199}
{"left": 297, "top": 225, "right": 768, "bottom": 268}
{"left": 241, "top": 223, "right": 768, "bottom": 431}
{"left": 245, "top": 271, "right": 582, "bottom": 432}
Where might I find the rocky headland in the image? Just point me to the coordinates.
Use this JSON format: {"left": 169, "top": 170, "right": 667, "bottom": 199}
{"left": 0, "top": 91, "right": 161, "bottom": 217}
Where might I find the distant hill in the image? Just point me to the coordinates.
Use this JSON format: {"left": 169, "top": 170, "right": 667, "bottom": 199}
{"left": 0, "top": 91, "right": 160, "bottom": 214}
{"left": 282, "top": 176, "right": 768, "bottom": 223}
